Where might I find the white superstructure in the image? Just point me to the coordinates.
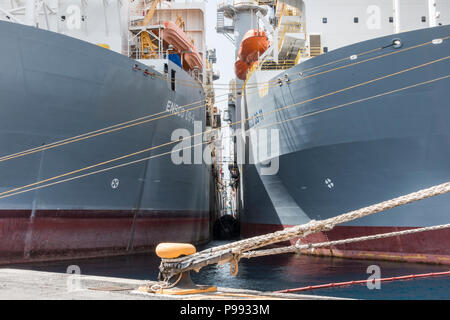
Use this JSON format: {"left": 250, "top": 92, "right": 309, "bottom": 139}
{"left": 303, "top": 0, "right": 450, "bottom": 54}
{"left": 0, "top": 0, "right": 209, "bottom": 59}
{"left": 0, "top": 0, "right": 126, "bottom": 53}
{"left": 215, "top": 0, "right": 449, "bottom": 76}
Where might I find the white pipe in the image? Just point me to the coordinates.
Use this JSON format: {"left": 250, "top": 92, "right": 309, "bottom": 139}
{"left": 256, "top": 10, "right": 277, "bottom": 63}
{"left": 103, "top": 0, "right": 109, "bottom": 36}
{"left": 41, "top": 1, "right": 49, "bottom": 30}
{"left": 25, "top": 0, "right": 36, "bottom": 26}
{"left": 0, "top": 8, "right": 23, "bottom": 23}
{"left": 428, "top": 0, "right": 437, "bottom": 27}
{"left": 273, "top": 28, "right": 278, "bottom": 63}
{"left": 393, "top": 0, "right": 400, "bottom": 33}
{"left": 8, "top": 6, "right": 26, "bottom": 14}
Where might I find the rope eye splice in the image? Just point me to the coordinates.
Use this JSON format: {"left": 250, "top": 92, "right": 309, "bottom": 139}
{"left": 138, "top": 243, "right": 217, "bottom": 295}
{"left": 229, "top": 254, "right": 242, "bottom": 277}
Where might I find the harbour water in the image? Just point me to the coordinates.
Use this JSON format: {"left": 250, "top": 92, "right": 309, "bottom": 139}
{"left": 8, "top": 241, "right": 450, "bottom": 300}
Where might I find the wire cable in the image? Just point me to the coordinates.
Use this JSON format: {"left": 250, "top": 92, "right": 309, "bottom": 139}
{"left": 0, "top": 69, "right": 447, "bottom": 201}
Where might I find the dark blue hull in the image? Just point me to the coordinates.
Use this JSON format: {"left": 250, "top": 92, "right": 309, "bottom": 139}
{"left": 0, "top": 21, "right": 210, "bottom": 264}
{"left": 242, "top": 25, "right": 450, "bottom": 263}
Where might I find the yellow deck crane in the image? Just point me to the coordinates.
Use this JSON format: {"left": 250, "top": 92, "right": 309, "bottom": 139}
{"left": 140, "top": 0, "right": 160, "bottom": 59}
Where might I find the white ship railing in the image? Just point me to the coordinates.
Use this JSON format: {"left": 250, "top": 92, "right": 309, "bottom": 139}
{"left": 218, "top": 0, "right": 260, "bottom": 7}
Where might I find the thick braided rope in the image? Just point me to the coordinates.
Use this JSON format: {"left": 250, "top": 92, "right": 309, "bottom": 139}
{"left": 242, "top": 223, "right": 450, "bottom": 259}
{"left": 162, "top": 182, "right": 450, "bottom": 265}
{"left": 227, "top": 182, "right": 450, "bottom": 255}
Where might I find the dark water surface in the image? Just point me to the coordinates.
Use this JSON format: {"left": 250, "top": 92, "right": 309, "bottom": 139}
{"left": 7, "top": 241, "right": 450, "bottom": 300}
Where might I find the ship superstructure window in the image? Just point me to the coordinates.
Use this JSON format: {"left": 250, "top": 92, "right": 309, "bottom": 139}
{"left": 422, "top": 16, "right": 426, "bottom": 22}
{"left": 354, "top": 17, "right": 359, "bottom": 23}
{"left": 322, "top": 17, "right": 327, "bottom": 24}
{"left": 171, "top": 70, "right": 176, "bottom": 91}
{"left": 389, "top": 17, "right": 393, "bottom": 23}
{"left": 323, "top": 47, "right": 328, "bottom": 53}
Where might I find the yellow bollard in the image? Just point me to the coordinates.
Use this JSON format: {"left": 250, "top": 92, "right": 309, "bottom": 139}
{"left": 155, "top": 242, "right": 196, "bottom": 259}
{"left": 138, "top": 243, "right": 217, "bottom": 295}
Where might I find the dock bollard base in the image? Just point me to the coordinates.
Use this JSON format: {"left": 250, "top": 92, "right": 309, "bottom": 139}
{"left": 138, "top": 271, "right": 217, "bottom": 295}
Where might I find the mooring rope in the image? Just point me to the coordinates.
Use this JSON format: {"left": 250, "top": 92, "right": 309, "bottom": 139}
{"left": 158, "top": 182, "right": 450, "bottom": 280}
{"left": 1, "top": 36, "right": 445, "bottom": 165}
{"left": 153, "top": 36, "right": 449, "bottom": 91}
{"left": 1, "top": 61, "right": 447, "bottom": 200}
{"left": 1, "top": 73, "right": 447, "bottom": 202}
{"left": 229, "top": 182, "right": 450, "bottom": 255}
{"left": 242, "top": 223, "right": 450, "bottom": 259}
